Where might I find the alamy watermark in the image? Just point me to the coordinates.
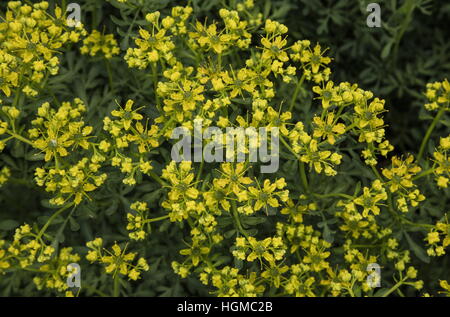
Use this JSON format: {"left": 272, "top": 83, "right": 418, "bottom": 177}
{"left": 366, "top": 3, "right": 381, "bottom": 28}
{"left": 170, "top": 119, "right": 280, "bottom": 173}
{"left": 66, "top": 262, "right": 81, "bottom": 288}
{"left": 366, "top": 263, "right": 381, "bottom": 288}
{"left": 66, "top": 3, "right": 81, "bottom": 28}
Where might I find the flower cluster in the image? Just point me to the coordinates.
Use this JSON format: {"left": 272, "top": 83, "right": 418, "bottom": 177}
{"left": 33, "top": 248, "right": 81, "bottom": 293}
{"left": 86, "top": 238, "right": 149, "bottom": 281}
{"left": 425, "top": 216, "right": 450, "bottom": 257}
{"left": 232, "top": 236, "right": 286, "bottom": 265}
{"left": 0, "top": 224, "right": 54, "bottom": 272}
{"left": 290, "top": 41, "right": 331, "bottom": 83}
{"left": 433, "top": 135, "right": 450, "bottom": 188}
{"left": 80, "top": 30, "right": 120, "bottom": 59}
{"left": 0, "top": 1, "right": 85, "bottom": 97}
{"left": 29, "top": 99, "right": 92, "bottom": 162}
{"left": 0, "top": 166, "right": 10, "bottom": 187}
{"left": 124, "top": 7, "right": 193, "bottom": 68}
{"left": 103, "top": 99, "right": 159, "bottom": 185}
{"left": 161, "top": 161, "right": 200, "bottom": 222}
{"left": 424, "top": 79, "right": 450, "bottom": 111}
{"left": 35, "top": 158, "right": 107, "bottom": 205}
{"left": 287, "top": 122, "right": 343, "bottom": 176}
{"left": 126, "top": 201, "right": 150, "bottom": 240}
{"left": 199, "top": 266, "right": 264, "bottom": 296}
{"left": 0, "top": 1, "right": 448, "bottom": 298}
{"left": 382, "top": 155, "right": 425, "bottom": 212}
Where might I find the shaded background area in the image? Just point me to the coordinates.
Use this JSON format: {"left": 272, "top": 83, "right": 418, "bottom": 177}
{"left": 0, "top": 0, "right": 449, "bottom": 296}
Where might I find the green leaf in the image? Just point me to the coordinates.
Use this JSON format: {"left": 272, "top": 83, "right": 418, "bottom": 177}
{"left": 105, "top": 201, "right": 118, "bottom": 216}
{"left": 2, "top": 155, "right": 18, "bottom": 170}
{"left": 242, "top": 216, "right": 267, "bottom": 226}
{"left": 353, "top": 181, "right": 362, "bottom": 196}
{"left": 224, "top": 229, "right": 236, "bottom": 239}
{"left": 373, "top": 288, "right": 389, "bottom": 297}
{"left": 381, "top": 41, "right": 393, "bottom": 59}
{"left": 69, "top": 217, "right": 80, "bottom": 231}
{"left": 0, "top": 219, "right": 19, "bottom": 231}
{"left": 404, "top": 232, "right": 430, "bottom": 263}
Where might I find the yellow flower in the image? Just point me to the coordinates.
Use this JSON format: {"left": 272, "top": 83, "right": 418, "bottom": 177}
{"left": 33, "top": 247, "right": 80, "bottom": 293}
{"left": 111, "top": 99, "right": 143, "bottom": 130}
{"left": 86, "top": 240, "right": 149, "bottom": 280}
{"left": 313, "top": 112, "right": 346, "bottom": 145}
{"left": 203, "top": 179, "right": 231, "bottom": 212}
{"left": 0, "top": 166, "right": 11, "bottom": 187}
{"left": 34, "top": 158, "right": 107, "bottom": 205}
{"left": 427, "top": 232, "right": 440, "bottom": 245}
{"left": 382, "top": 155, "right": 421, "bottom": 191}
{"left": 190, "top": 21, "right": 231, "bottom": 54}
{"left": 424, "top": 79, "right": 450, "bottom": 111}
{"left": 261, "top": 263, "right": 289, "bottom": 288}
{"left": 440, "top": 280, "right": 450, "bottom": 296}
{"left": 248, "top": 178, "right": 289, "bottom": 213}
{"left": 433, "top": 136, "right": 450, "bottom": 188}
{"left": 161, "top": 161, "right": 200, "bottom": 221}
{"left": 245, "top": 236, "right": 286, "bottom": 264}
{"left": 261, "top": 36, "right": 289, "bottom": 62}
{"left": 312, "top": 81, "right": 340, "bottom": 109}
{"left": 125, "top": 18, "right": 175, "bottom": 68}
{"left": 33, "top": 130, "right": 72, "bottom": 161}
{"left": 80, "top": 30, "right": 120, "bottom": 59}
{"left": 353, "top": 180, "right": 387, "bottom": 217}
{"left": 300, "top": 44, "right": 331, "bottom": 74}
{"left": 303, "top": 244, "right": 331, "bottom": 272}
{"left": 179, "top": 240, "right": 210, "bottom": 266}
{"left": 216, "top": 162, "right": 253, "bottom": 196}
{"left": 0, "top": 2, "right": 85, "bottom": 98}
{"left": 127, "top": 122, "right": 159, "bottom": 153}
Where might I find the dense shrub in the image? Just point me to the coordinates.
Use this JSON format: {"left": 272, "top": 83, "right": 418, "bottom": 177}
{"left": 0, "top": 0, "right": 449, "bottom": 297}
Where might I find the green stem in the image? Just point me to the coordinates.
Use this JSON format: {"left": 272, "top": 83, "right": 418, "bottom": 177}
{"left": 6, "top": 131, "right": 35, "bottom": 147}
{"left": 146, "top": 215, "right": 170, "bottom": 223}
{"left": 344, "top": 122, "right": 357, "bottom": 133}
{"left": 23, "top": 267, "right": 44, "bottom": 273}
{"left": 347, "top": 286, "right": 355, "bottom": 297}
{"left": 299, "top": 161, "right": 309, "bottom": 193}
{"left": 81, "top": 285, "right": 107, "bottom": 297}
{"left": 288, "top": 74, "right": 305, "bottom": 113}
{"left": 196, "top": 159, "right": 204, "bottom": 185}
{"left": 113, "top": 274, "right": 120, "bottom": 297}
{"left": 391, "top": 0, "right": 415, "bottom": 64}
{"left": 36, "top": 203, "right": 75, "bottom": 240}
{"left": 351, "top": 244, "right": 382, "bottom": 248}
{"left": 105, "top": 59, "right": 114, "bottom": 89}
{"left": 12, "top": 88, "right": 21, "bottom": 109}
{"left": 381, "top": 277, "right": 407, "bottom": 297}
{"left": 151, "top": 63, "right": 160, "bottom": 110}
{"left": 399, "top": 217, "right": 434, "bottom": 229}
{"left": 231, "top": 200, "right": 248, "bottom": 238}
{"left": 279, "top": 136, "right": 299, "bottom": 159}
{"left": 279, "top": 136, "right": 309, "bottom": 191}
{"left": 158, "top": 117, "right": 176, "bottom": 139}
{"left": 417, "top": 107, "right": 446, "bottom": 162}
{"left": 333, "top": 105, "right": 346, "bottom": 124}
{"left": 370, "top": 164, "right": 382, "bottom": 180}
{"left": 313, "top": 192, "right": 353, "bottom": 200}
{"left": 217, "top": 53, "right": 222, "bottom": 71}
{"left": 51, "top": 205, "right": 76, "bottom": 248}
{"left": 412, "top": 168, "right": 434, "bottom": 181}
{"left": 147, "top": 170, "right": 168, "bottom": 187}
{"left": 370, "top": 163, "right": 397, "bottom": 217}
